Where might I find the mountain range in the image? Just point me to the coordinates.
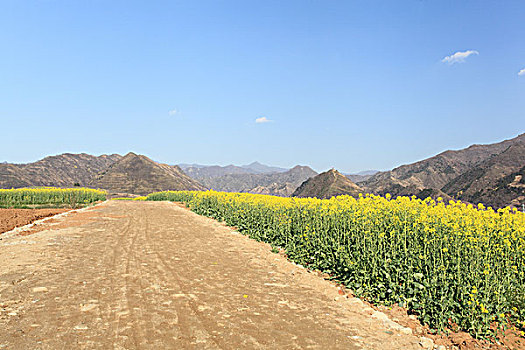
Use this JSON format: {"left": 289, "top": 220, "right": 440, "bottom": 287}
{"left": 0, "top": 133, "right": 523, "bottom": 208}
{"left": 195, "top": 165, "right": 318, "bottom": 197}
{"left": 179, "top": 161, "right": 287, "bottom": 178}
{"left": 360, "top": 133, "right": 525, "bottom": 208}
{"left": 0, "top": 153, "right": 122, "bottom": 188}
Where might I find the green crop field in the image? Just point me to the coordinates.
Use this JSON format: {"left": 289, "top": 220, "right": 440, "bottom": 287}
{"left": 0, "top": 187, "right": 106, "bottom": 208}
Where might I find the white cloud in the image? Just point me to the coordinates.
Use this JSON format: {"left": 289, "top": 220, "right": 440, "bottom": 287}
{"left": 441, "top": 50, "right": 479, "bottom": 65}
{"left": 518, "top": 68, "right": 525, "bottom": 76}
{"left": 168, "top": 109, "right": 178, "bottom": 116}
{"left": 255, "top": 116, "right": 272, "bottom": 123}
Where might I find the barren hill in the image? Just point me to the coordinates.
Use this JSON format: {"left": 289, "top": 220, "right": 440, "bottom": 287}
{"left": 292, "top": 169, "right": 362, "bottom": 199}
{"left": 362, "top": 133, "right": 525, "bottom": 208}
{"left": 90, "top": 153, "right": 206, "bottom": 196}
{"left": 201, "top": 165, "right": 317, "bottom": 196}
{"left": 442, "top": 141, "right": 525, "bottom": 208}
{"left": 0, "top": 153, "right": 121, "bottom": 188}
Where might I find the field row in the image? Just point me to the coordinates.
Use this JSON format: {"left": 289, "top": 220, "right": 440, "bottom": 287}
{"left": 0, "top": 187, "right": 106, "bottom": 208}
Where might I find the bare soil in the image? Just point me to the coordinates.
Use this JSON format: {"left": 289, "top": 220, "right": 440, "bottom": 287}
{"left": 0, "top": 201, "right": 429, "bottom": 349}
{"left": 374, "top": 304, "right": 524, "bottom": 350}
{"left": 0, "top": 208, "right": 70, "bottom": 234}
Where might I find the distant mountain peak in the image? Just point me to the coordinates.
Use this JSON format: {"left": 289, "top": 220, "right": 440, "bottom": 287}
{"left": 289, "top": 165, "right": 314, "bottom": 172}
{"left": 240, "top": 162, "right": 287, "bottom": 174}
{"left": 195, "top": 165, "right": 317, "bottom": 197}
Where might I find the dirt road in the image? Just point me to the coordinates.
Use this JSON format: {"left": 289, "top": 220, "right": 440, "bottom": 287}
{"left": 0, "top": 201, "right": 424, "bottom": 349}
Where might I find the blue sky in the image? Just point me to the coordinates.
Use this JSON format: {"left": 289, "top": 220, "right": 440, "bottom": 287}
{"left": 1, "top": 1, "right": 524, "bottom": 173}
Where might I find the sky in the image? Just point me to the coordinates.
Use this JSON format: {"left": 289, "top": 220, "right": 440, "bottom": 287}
{"left": 1, "top": 0, "right": 524, "bottom": 173}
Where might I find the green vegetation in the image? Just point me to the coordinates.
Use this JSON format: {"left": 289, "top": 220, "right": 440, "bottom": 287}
{"left": 0, "top": 187, "right": 106, "bottom": 208}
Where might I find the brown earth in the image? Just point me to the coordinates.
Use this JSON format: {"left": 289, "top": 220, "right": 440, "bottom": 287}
{"left": 0, "top": 201, "right": 430, "bottom": 349}
{"left": 374, "top": 304, "right": 524, "bottom": 350}
{"left": 0, "top": 208, "right": 70, "bottom": 234}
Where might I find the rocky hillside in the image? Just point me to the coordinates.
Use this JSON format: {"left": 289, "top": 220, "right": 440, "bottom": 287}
{"left": 363, "top": 133, "right": 525, "bottom": 208}
{"left": 442, "top": 141, "right": 525, "bottom": 208}
{"left": 90, "top": 153, "right": 206, "bottom": 196}
{"left": 201, "top": 165, "right": 317, "bottom": 196}
{"left": 292, "top": 169, "right": 362, "bottom": 199}
{"left": 0, "top": 153, "right": 122, "bottom": 188}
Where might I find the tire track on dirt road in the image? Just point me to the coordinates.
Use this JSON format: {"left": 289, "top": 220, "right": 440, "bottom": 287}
{"left": 144, "top": 208, "right": 223, "bottom": 349}
{"left": 111, "top": 212, "right": 143, "bottom": 349}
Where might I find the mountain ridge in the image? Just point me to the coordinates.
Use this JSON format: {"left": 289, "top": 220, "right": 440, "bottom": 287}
{"left": 1, "top": 133, "right": 523, "bottom": 208}
{"left": 201, "top": 165, "right": 317, "bottom": 196}
{"left": 362, "top": 133, "right": 525, "bottom": 208}
{"left": 241, "top": 161, "right": 288, "bottom": 174}
{"left": 180, "top": 161, "right": 288, "bottom": 178}
{"left": 0, "top": 153, "right": 122, "bottom": 188}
